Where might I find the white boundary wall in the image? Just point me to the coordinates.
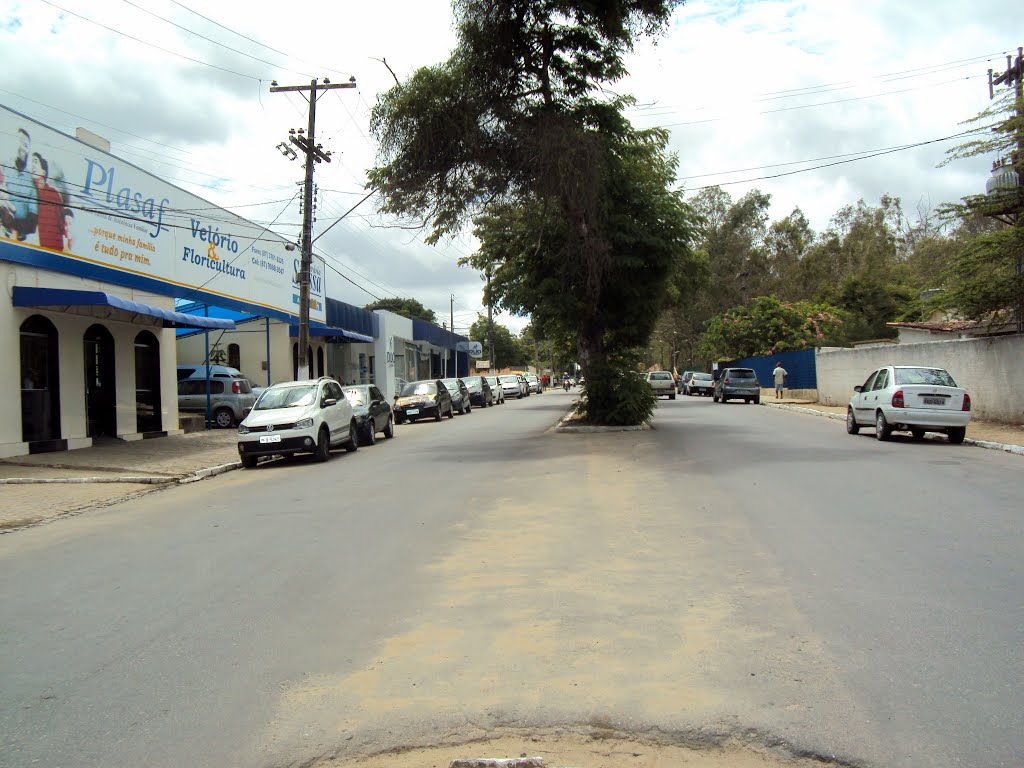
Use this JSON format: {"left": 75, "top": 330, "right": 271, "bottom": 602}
{"left": 815, "top": 335, "right": 1024, "bottom": 424}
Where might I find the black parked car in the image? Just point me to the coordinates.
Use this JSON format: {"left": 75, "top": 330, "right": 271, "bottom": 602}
{"left": 460, "top": 375, "right": 494, "bottom": 407}
{"left": 393, "top": 379, "right": 454, "bottom": 423}
{"left": 343, "top": 384, "right": 395, "bottom": 444}
{"left": 441, "top": 378, "right": 473, "bottom": 414}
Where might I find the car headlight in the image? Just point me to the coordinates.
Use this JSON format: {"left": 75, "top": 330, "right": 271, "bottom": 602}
{"left": 237, "top": 424, "right": 249, "bottom": 435}
{"left": 294, "top": 417, "right": 314, "bottom": 429}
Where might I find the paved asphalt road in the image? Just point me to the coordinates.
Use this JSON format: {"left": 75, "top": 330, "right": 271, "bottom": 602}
{"left": 1, "top": 391, "right": 1021, "bottom": 768}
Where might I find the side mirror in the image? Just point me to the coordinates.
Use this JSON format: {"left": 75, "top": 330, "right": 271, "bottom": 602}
{"left": 322, "top": 397, "right": 338, "bottom": 407}
{"left": 853, "top": 385, "right": 862, "bottom": 393}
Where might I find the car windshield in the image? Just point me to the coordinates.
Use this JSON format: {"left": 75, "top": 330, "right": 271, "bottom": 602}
{"left": 343, "top": 388, "right": 366, "bottom": 406}
{"left": 693, "top": 373, "right": 713, "bottom": 381}
{"left": 498, "top": 375, "right": 518, "bottom": 383}
{"left": 255, "top": 384, "right": 316, "bottom": 410}
{"left": 441, "top": 379, "right": 463, "bottom": 391}
{"left": 894, "top": 367, "right": 957, "bottom": 387}
{"left": 401, "top": 381, "right": 436, "bottom": 396}
{"left": 462, "top": 379, "right": 481, "bottom": 390}
{"left": 484, "top": 377, "right": 498, "bottom": 385}
{"left": 649, "top": 372, "right": 672, "bottom": 380}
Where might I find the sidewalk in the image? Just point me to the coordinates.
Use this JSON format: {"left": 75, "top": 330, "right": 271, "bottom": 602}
{"left": 3, "top": 404, "right": 1022, "bottom": 533}
{"left": 0, "top": 430, "right": 240, "bottom": 531}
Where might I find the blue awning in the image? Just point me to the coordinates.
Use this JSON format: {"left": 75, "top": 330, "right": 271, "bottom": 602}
{"left": 289, "top": 321, "right": 374, "bottom": 343}
{"left": 12, "top": 287, "right": 235, "bottom": 330}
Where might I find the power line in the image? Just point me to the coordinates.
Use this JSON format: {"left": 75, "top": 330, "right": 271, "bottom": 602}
{"left": 684, "top": 130, "right": 973, "bottom": 191}
{"left": 38, "top": 0, "right": 264, "bottom": 82}
{"left": 119, "top": 0, "right": 314, "bottom": 79}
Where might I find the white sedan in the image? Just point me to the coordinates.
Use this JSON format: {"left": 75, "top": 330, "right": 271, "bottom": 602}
{"left": 846, "top": 365, "right": 971, "bottom": 444}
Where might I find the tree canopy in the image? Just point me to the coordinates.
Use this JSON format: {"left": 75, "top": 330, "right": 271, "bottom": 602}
{"left": 369, "top": 0, "right": 694, "bottom": 425}
{"left": 363, "top": 298, "right": 436, "bottom": 323}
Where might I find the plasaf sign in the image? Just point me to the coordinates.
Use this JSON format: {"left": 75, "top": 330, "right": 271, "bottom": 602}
{"left": 0, "top": 104, "right": 323, "bottom": 323}
{"left": 456, "top": 340, "right": 484, "bottom": 358}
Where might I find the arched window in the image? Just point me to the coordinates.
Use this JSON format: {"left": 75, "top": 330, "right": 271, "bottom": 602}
{"left": 20, "top": 314, "right": 60, "bottom": 443}
{"left": 134, "top": 330, "right": 162, "bottom": 433}
{"left": 228, "top": 343, "right": 240, "bottom": 370}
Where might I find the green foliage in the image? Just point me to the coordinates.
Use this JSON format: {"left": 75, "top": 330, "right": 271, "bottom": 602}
{"left": 368, "top": 0, "right": 692, "bottom": 426}
{"left": 363, "top": 298, "right": 436, "bottom": 323}
{"left": 696, "top": 296, "right": 846, "bottom": 361}
{"left": 821, "top": 274, "right": 916, "bottom": 340}
{"left": 574, "top": 355, "right": 656, "bottom": 426}
{"left": 938, "top": 225, "right": 1024, "bottom": 326}
{"left": 467, "top": 316, "right": 528, "bottom": 367}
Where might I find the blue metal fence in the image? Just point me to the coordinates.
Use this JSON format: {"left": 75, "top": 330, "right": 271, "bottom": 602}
{"left": 725, "top": 347, "right": 817, "bottom": 389}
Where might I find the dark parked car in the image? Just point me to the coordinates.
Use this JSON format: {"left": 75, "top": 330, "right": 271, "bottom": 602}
{"left": 393, "top": 379, "right": 454, "bottom": 423}
{"left": 343, "top": 384, "right": 395, "bottom": 444}
{"left": 441, "top": 378, "right": 473, "bottom": 414}
{"left": 461, "top": 375, "right": 494, "bottom": 407}
{"left": 686, "top": 372, "right": 715, "bottom": 396}
{"left": 714, "top": 367, "right": 761, "bottom": 404}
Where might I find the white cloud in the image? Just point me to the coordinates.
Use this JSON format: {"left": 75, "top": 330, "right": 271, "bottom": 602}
{"left": 1, "top": 0, "right": 1019, "bottom": 332}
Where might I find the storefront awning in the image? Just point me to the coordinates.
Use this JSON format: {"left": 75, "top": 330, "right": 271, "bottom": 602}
{"left": 12, "top": 287, "right": 236, "bottom": 330}
{"left": 289, "top": 321, "right": 374, "bottom": 343}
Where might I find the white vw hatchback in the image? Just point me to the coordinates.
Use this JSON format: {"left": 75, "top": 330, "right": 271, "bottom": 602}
{"left": 847, "top": 365, "right": 971, "bottom": 444}
{"left": 237, "top": 377, "right": 357, "bottom": 467}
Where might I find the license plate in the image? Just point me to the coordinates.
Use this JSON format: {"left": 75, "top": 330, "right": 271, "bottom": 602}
{"left": 258, "top": 435, "right": 281, "bottom": 444}
{"left": 406, "top": 409, "right": 420, "bottom": 415}
{"left": 923, "top": 397, "right": 944, "bottom": 405}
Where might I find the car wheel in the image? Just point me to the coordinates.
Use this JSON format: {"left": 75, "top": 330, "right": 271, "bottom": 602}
{"left": 343, "top": 421, "right": 359, "bottom": 452}
{"left": 947, "top": 427, "right": 966, "bottom": 445}
{"left": 213, "top": 407, "right": 234, "bottom": 428}
{"left": 447, "top": 404, "right": 455, "bottom": 419}
{"left": 846, "top": 408, "right": 860, "bottom": 435}
{"left": 364, "top": 419, "right": 377, "bottom": 445}
{"left": 314, "top": 426, "right": 331, "bottom": 462}
{"left": 241, "top": 454, "right": 258, "bottom": 469}
{"left": 910, "top": 428, "right": 926, "bottom": 441}
{"left": 875, "top": 410, "right": 892, "bottom": 441}
{"left": 383, "top": 416, "right": 394, "bottom": 439}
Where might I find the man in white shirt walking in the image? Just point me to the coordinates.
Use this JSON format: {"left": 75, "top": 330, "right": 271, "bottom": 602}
{"left": 772, "top": 362, "right": 788, "bottom": 399}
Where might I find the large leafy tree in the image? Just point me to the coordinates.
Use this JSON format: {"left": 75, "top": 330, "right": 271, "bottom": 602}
{"left": 696, "top": 296, "right": 847, "bottom": 361}
{"left": 363, "top": 298, "right": 436, "bottom": 323}
{"left": 369, "top": 0, "right": 692, "bottom": 424}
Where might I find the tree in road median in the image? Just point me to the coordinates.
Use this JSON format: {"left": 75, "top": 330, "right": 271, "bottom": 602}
{"left": 368, "top": 0, "right": 697, "bottom": 425}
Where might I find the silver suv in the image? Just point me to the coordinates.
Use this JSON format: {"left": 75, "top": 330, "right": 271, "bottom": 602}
{"left": 236, "top": 378, "right": 357, "bottom": 468}
{"left": 177, "top": 377, "right": 256, "bottom": 428}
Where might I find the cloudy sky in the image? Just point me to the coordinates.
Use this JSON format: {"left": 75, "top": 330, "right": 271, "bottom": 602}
{"left": 2, "top": 0, "right": 1021, "bottom": 335}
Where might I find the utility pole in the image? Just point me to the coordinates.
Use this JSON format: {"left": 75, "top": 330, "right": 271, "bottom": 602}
{"left": 486, "top": 270, "right": 495, "bottom": 374}
{"left": 270, "top": 76, "right": 356, "bottom": 378}
{"left": 987, "top": 47, "right": 1023, "bottom": 332}
{"left": 450, "top": 294, "right": 455, "bottom": 377}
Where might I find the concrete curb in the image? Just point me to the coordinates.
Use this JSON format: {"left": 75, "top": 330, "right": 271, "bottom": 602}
{"left": 0, "top": 476, "right": 175, "bottom": 485}
{"left": 761, "top": 400, "right": 1024, "bottom": 455}
{"left": 179, "top": 461, "right": 242, "bottom": 483}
